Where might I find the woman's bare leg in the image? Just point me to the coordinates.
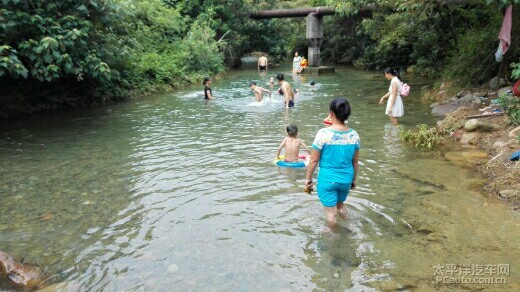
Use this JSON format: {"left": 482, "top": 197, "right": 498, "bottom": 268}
{"left": 324, "top": 207, "right": 338, "bottom": 230}
{"left": 337, "top": 202, "right": 348, "bottom": 220}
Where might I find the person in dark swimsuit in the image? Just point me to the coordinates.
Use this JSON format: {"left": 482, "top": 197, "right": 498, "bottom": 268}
{"left": 277, "top": 86, "right": 297, "bottom": 108}
{"left": 276, "top": 73, "right": 295, "bottom": 108}
{"left": 203, "top": 77, "right": 214, "bottom": 100}
{"left": 258, "top": 55, "right": 268, "bottom": 71}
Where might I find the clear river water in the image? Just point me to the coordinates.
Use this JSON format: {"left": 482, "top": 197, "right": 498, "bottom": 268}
{"left": 1, "top": 66, "right": 519, "bottom": 291}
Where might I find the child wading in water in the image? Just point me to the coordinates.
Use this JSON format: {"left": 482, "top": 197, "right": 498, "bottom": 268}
{"left": 276, "top": 125, "right": 311, "bottom": 162}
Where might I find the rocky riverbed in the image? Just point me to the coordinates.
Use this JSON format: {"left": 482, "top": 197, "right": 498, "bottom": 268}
{"left": 427, "top": 83, "right": 519, "bottom": 208}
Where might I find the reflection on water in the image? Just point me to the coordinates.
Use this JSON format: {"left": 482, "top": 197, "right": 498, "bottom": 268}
{"left": 0, "top": 67, "right": 519, "bottom": 290}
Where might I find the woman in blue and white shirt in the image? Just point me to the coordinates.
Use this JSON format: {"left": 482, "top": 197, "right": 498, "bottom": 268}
{"left": 305, "top": 98, "right": 360, "bottom": 230}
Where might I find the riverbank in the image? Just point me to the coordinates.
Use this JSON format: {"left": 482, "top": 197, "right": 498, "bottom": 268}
{"left": 424, "top": 83, "right": 520, "bottom": 208}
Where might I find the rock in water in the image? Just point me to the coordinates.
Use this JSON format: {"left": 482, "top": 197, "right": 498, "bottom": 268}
{"left": 167, "top": 263, "right": 179, "bottom": 274}
{"left": 39, "top": 213, "right": 54, "bottom": 221}
{"left": 0, "top": 250, "right": 43, "bottom": 289}
{"left": 499, "top": 189, "right": 520, "bottom": 199}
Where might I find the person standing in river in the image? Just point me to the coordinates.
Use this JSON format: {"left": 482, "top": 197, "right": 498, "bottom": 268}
{"left": 276, "top": 73, "right": 295, "bottom": 108}
{"left": 292, "top": 52, "right": 302, "bottom": 74}
{"left": 258, "top": 54, "right": 268, "bottom": 71}
{"left": 305, "top": 98, "right": 360, "bottom": 231}
{"left": 203, "top": 77, "right": 214, "bottom": 100}
{"left": 378, "top": 67, "right": 404, "bottom": 125}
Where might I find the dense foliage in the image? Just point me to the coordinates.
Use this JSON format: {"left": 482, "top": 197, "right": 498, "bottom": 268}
{"left": 497, "top": 90, "right": 520, "bottom": 125}
{"left": 319, "top": 0, "right": 520, "bottom": 85}
{"left": 0, "top": 0, "right": 309, "bottom": 117}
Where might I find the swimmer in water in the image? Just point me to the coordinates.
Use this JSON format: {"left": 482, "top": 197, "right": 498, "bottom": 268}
{"left": 250, "top": 81, "right": 271, "bottom": 102}
{"left": 268, "top": 77, "right": 276, "bottom": 89}
{"left": 276, "top": 124, "right": 311, "bottom": 162}
{"left": 203, "top": 77, "right": 214, "bottom": 100}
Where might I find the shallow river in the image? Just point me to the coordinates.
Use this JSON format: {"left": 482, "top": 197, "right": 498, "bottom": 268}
{"left": 1, "top": 67, "right": 519, "bottom": 291}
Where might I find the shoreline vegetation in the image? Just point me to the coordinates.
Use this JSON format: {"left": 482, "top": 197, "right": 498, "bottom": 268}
{"left": 402, "top": 82, "right": 520, "bottom": 208}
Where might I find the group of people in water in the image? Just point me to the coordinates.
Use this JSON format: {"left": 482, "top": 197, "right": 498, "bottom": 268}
{"left": 292, "top": 52, "right": 308, "bottom": 74}
{"left": 257, "top": 52, "right": 308, "bottom": 74}
{"left": 202, "top": 65, "right": 405, "bottom": 231}
{"left": 204, "top": 73, "right": 302, "bottom": 108}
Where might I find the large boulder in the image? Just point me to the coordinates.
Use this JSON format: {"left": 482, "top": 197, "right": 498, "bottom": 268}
{"left": 432, "top": 103, "right": 462, "bottom": 117}
{"left": 464, "top": 119, "right": 501, "bottom": 132}
{"left": 457, "top": 93, "right": 480, "bottom": 105}
{"left": 489, "top": 77, "right": 507, "bottom": 90}
{"left": 431, "top": 94, "right": 481, "bottom": 117}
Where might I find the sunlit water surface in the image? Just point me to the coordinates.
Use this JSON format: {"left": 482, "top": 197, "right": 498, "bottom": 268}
{"left": 1, "top": 66, "right": 519, "bottom": 291}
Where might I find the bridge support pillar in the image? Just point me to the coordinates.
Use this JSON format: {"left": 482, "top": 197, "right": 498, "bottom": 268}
{"left": 306, "top": 13, "right": 323, "bottom": 67}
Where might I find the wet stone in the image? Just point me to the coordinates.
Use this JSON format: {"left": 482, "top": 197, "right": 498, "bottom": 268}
{"left": 416, "top": 227, "right": 434, "bottom": 235}
{"left": 426, "top": 233, "right": 445, "bottom": 243}
{"left": 444, "top": 151, "right": 487, "bottom": 168}
{"left": 499, "top": 189, "right": 520, "bottom": 200}
{"left": 460, "top": 132, "right": 479, "bottom": 145}
{"left": 167, "top": 263, "right": 179, "bottom": 274}
{"left": 464, "top": 119, "right": 500, "bottom": 132}
{"left": 39, "top": 213, "right": 54, "bottom": 221}
{"left": 376, "top": 280, "right": 400, "bottom": 290}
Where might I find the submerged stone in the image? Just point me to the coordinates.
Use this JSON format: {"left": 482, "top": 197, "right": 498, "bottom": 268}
{"left": 167, "top": 263, "right": 179, "bottom": 274}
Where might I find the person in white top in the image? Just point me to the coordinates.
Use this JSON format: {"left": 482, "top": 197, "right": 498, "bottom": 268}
{"left": 378, "top": 67, "right": 404, "bottom": 125}
{"left": 292, "top": 52, "right": 302, "bottom": 74}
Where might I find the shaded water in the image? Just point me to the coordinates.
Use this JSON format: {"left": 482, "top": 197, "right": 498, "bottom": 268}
{"left": 1, "top": 67, "right": 519, "bottom": 291}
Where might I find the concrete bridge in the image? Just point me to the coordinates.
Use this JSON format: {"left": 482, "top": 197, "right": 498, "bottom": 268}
{"left": 251, "top": 7, "right": 335, "bottom": 69}
{"left": 251, "top": 2, "right": 466, "bottom": 72}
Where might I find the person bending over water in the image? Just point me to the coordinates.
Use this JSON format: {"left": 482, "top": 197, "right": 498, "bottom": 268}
{"left": 305, "top": 98, "right": 360, "bottom": 231}
{"left": 378, "top": 67, "right": 404, "bottom": 125}
{"left": 276, "top": 73, "right": 295, "bottom": 108}
{"left": 276, "top": 125, "right": 311, "bottom": 162}
{"left": 203, "top": 77, "right": 214, "bottom": 100}
{"left": 249, "top": 81, "right": 271, "bottom": 102}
